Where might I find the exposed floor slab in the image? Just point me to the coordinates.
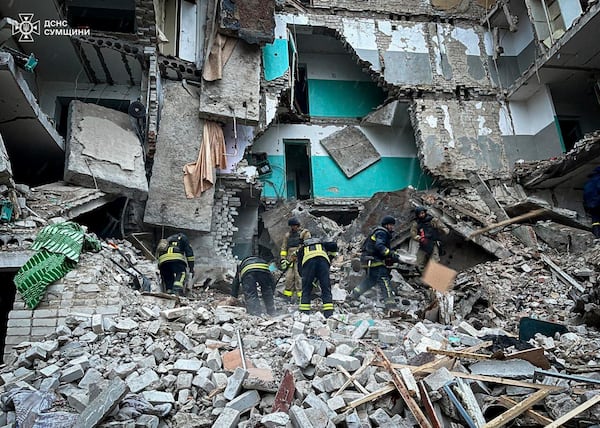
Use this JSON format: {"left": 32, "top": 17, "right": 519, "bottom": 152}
{"left": 64, "top": 101, "right": 149, "bottom": 199}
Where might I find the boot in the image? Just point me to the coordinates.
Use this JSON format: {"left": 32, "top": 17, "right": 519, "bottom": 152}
{"left": 593, "top": 224, "right": 600, "bottom": 238}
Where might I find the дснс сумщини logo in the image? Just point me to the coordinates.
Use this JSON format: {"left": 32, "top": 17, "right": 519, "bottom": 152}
{"left": 11, "top": 13, "right": 40, "bottom": 42}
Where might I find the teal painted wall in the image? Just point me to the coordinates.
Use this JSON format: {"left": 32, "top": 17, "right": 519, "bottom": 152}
{"left": 263, "top": 39, "right": 289, "bottom": 81}
{"left": 260, "top": 155, "right": 431, "bottom": 199}
{"left": 308, "top": 79, "right": 385, "bottom": 118}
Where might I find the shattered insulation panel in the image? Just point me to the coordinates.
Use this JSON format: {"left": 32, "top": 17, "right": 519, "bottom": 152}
{"left": 320, "top": 126, "right": 380, "bottom": 178}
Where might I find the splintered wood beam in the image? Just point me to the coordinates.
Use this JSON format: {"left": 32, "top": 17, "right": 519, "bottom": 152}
{"left": 418, "top": 381, "right": 443, "bottom": 428}
{"left": 544, "top": 394, "right": 600, "bottom": 428}
{"left": 334, "top": 354, "right": 374, "bottom": 397}
{"left": 497, "top": 396, "right": 553, "bottom": 425}
{"left": 426, "top": 347, "right": 492, "bottom": 360}
{"left": 469, "top": 208, "right": 546, "bottom": 238}
{"left": 408, "top": 341, "right": 493, "bottom": 375}
{"left": 376, "top": 348, "right": 432, "bottom": 428}
{"left": 483, "top": 389, "right": 551, "bottom": 428}
{"left": 343, "top": 383, "right": 396, "bottom": 411}
{"left": 337, "top": 365, "right": 369, "bottom": 395}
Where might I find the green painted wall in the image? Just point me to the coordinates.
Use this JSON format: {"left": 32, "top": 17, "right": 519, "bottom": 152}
{"left": 260, "top": 155, "right": 431, "bottom": 199}
{"left": 308, "top": 79, "right": 385, "bottom": 118}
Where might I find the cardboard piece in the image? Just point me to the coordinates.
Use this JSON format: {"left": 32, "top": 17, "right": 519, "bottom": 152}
{"left": 421, "top": 260, "right": 457, "bottom": 292}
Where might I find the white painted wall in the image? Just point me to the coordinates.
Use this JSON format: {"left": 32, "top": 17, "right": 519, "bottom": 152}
{"left": 179, "top": 0, "right": 197, "bottom": 62}
{"left": 341, "top": 18, "right": 377, "bottom": 50}
{"left": 253, "top": 123, "right": 416, "bottom": 157}
{"left": 557, "top": 0, "right": 582, "bottom": 29}
{"left": 497, "top": 7, "right": 535, "bottom": 56}
{"left": 222, "top": 123, "right": 254, "bottom": 172}
{"left": 500, "top": 85, "right": 555, "bottom": 135}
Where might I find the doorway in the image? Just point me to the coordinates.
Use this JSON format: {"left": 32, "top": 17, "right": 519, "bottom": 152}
{"left": 558, "top": 118, "right": 582, "bottom": 152}
{"left": 284, "top": 140, "right": 312, "bottom": 200}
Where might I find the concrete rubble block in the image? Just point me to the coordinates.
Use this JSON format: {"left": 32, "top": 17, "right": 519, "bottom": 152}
{"left": 213, "top": 392, "right": 227, "bottom": 408}
{"left": 423, "top": 367, "right": 455, "bottom": 392}
{"left": 303, "top": 392, "right": 336, "bottom": 420}
{"left": 213, "top": 407, "right": 241, "bottom": 428}
{"left": 456, "top": 321, "right": 480, "bottom": 338}
{"left": 292, "top": 339, "right": 314, "bottom": 369}
{"left": 174, "top": 331, "right": 195, "bottom": 350}
{"left": 289, "top": 404, "right": 316, "bottom": 428}
{"left": 146, "top": 320, "right": 161, "bottom": 336}
{"left": 224, "top": 367, "right": 249, "bottom": 400}
{"left": 160, "top": 307, "right": 194, "bottom": 320}
{"left": 261, "top": 412, "right": 290, "bottom": 427}
{"left": 135, "top": 414, "right": 159, "bottom": 428}
{"left": 73, "top": 377, "right": 129, "bottom": 428}
{"left": 78, "top": 368, "right": 103, "bottom": 390}
{"left": 110, "top": 362, "right": 137, "bottom": 379}
{"left": 141, "top": 390, "right": 175, "bottom": 404}
{"left": 352, "top": 320, "right": 371, "bottom": 340}
{"left": 40, "top": 364, "right": 61, "bottom": 377}
{"left": 91, "top": 314, "right": 104, "bottom": 334}
{"left": 225, "top": 389, "right": 261, "bottom": 413}
{"left": 192, "top": 374, "right": 216, "bottom": 393}
{"left": 325, "top": 353, "right": 361, "bottom": 372}
{"left": 345, "top": 410, "right": 362, "bottom": 428}
{"left": 173, "top": 359, "right": 203, "bottom": 372}
{"left": 312, "top": 372, "right": 347, "bottom": 393}
{"left": 291, "top": 321, "right": 306, "bottom": 335}
{"left": 469, "top": 359, "right": 537, "bottom": 379}
{"left": 306, "top": 406, "right": 335, "bottom": 427}
{"left": 327, "top": 395, "right": 346, "bottom": 412}
{"left": 60, "top": 364, "right": 85, "bottom": 383}
{"left": 176, "top": 372, "right": 193, "bottom": 390}
{"left": 115, "top": 318, "right": 139, "bottom": 332}
{"left": 66, "top": 387, "right": 89, "bottom": 412}
{"left": 206, "top": 348, "right": 223, "bottom": 370}
{"left": 126, "top": 369, "right": 160, "bottom": 393}
{"left": 369, "top": 408, "right": 394, "bottom": 426}
{"left": 64, "top": 100, "right": 148, "bottom": 199}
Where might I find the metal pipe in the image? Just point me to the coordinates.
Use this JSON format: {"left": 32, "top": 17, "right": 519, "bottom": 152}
{"left": 534, "top": 369, "right": 600, "bottom": 385}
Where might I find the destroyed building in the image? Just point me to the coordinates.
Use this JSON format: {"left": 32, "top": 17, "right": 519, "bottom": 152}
{"left": 0, "top": 0, "right": 600, "bottom": 426}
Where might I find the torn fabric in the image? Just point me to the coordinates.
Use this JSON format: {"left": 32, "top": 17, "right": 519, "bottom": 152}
{"left": 13, "top": 221, "right": 102, "bottom": 309}
{"left": 202, "top": 34, "right": 237, "bottom": 81}
{"left": 183, "top": 121, "right": 227, "bottom": 198}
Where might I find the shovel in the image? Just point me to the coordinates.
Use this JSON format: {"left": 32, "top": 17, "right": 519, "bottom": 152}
{"left": 109, "top": 257, "right": 145, "bottom": 290}
{"left": 106, "top": 241, "right": 152, "bottom": 292}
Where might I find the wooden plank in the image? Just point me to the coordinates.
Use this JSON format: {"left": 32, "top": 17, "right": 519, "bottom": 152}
{"left": 469, "top": 208, "right": 547, "bottom": 238}
{"left": 386, "top": 364, "right": 561, "bottom": 391}
{"left": 483, "top": 389, "right": 551, "bottom": 428}
{"left": 418, "top": 381, "right": 443, "bottom": 428}
{"left": 426, "top": 347, "right": 492, "bottom": 361}
{"left": 497, "top": 396, "right": 553, "bottom": 425}
{"left": 540, "top": 254, "right": 585, "bottom": 292}
{"left": 334, "top": 354, "right": 374, "bottom": 397}
{"left": 377, "top": 348, "right": 433, "bottom": 428}
{"left": 544, "top": 394, "right": 600, "bottom": 428}
{"left": 409, "top": 341, "right": 494, "bottom": 375}
{"left": 343, "top": 384, "right": 396, "bottom": 411}
{"left": 337, "top": 365, "right": 369, "bottom": 395}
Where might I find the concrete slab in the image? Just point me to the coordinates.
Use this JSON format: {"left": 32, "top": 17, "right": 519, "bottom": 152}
{"left": 144, "top": 81, "right": 214, "bottom": 231}
{"left": 320, "top": 126, "right": 381, "bottom": 178}
{"left": 64, "top": 101, "right": 148, "bottom": 199}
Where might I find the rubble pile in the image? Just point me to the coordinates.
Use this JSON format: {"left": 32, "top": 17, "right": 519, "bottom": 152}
{"left": 1, "top": 229, "right": 600, "bottom": 427}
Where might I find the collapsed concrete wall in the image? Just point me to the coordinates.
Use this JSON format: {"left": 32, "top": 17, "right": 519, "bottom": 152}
{"left": 144, "top": 81, "right": 214, "bottom": 232}
{"left": 310, "top": 0, "right": 486, "bottom": 17}
{"left": 411, "top": 98, "right": 510, "bottom": 179}
{"left": 64, "top": 101, "right": 149, "bottom": 199}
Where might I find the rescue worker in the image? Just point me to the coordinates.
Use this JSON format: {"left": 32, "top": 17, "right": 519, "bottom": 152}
{"left": 351, "top": 216, "right": 400, "bottom": 308}
{"left": 583, "top": 166, "right": 600, "bottom": 238}
{"left": 297, "top": 237, "right": 338, "bottom": 318}
{"left": 280, "top": 217, "right": 311, "bottom": 302}
{"left": 231, "top": 256, "right": 276, "bottom": 316}
{"left": 410, "top": 206, "right": 449, "bottom": 272}
{"left": 156, "top": 233, "right": 195, "bottom": 296}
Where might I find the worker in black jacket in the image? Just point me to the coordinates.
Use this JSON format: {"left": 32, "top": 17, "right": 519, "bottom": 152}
{"left": 156, "top": 233, "right": 195, "bottom": 296}
{"left": 231, "top": 256, "right": 276, "bottom": 316}
{"left": 350, "top": 216, "right": 400, "bottom": 308}
{"left": 297, "top": 238, "right": 338, "bottom": 318}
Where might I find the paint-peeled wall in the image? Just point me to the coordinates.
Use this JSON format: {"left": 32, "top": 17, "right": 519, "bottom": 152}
{"left": 413, "top": 99, "right": 510, "bottom": 179}
{"left": 500, "top": 86, "right": 562, "bottom": 167}
{"left": 252, "top": 124, "right": 427, "bottom": 199}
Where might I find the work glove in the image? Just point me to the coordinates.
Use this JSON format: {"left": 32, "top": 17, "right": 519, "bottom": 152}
{"left": 391, "top": 251, "right": 401, "bottom": 263}
{"left": 280, "top": 259, "right": 290, "bottom": 271}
